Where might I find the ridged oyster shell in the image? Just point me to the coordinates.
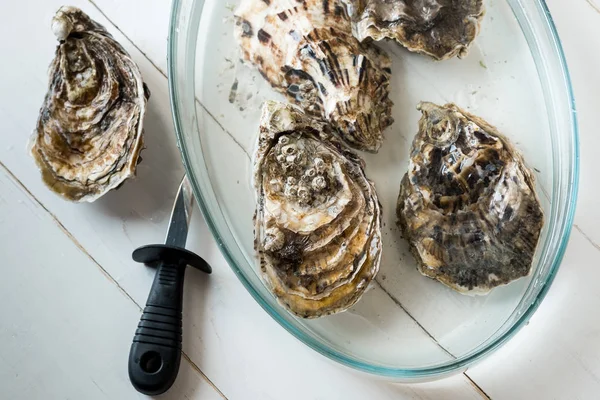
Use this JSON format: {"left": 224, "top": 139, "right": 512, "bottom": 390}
{"left": 30, "top": 6, "right": 149, "bottom": 202}
{"left": 343, "top": 0, "right": 485, "bottom": 60}
{"left": 254, "top": 101, "right": 382, "bottom": 318}
{"left": 397, "top": 102, "right": 544, "bottom": 294}
{"left": 235, "top": 0, "right": 393, "bottom": 153}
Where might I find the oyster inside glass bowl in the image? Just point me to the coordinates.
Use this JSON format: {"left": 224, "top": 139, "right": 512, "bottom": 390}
{"left": 233, "top": 0, "right": 394, "bottom": 152}
{"left": 253, "top": 101, "right": 382, "bottom": 318}
{"left": 397, "top": 102, "right": 544, "bottom": 294}
{"left": 169, "top": 0, "right": 578, "bottom": 379}
{"left": 342, "top": 0, "right": 485, "bottom": 60}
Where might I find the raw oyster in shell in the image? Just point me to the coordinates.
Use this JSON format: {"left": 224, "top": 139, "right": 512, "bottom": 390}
{"left": 30, "top": 6, "right": 149, "bottom": 202}
{"left": 397, "top": 102, "right": 544, "bottom": 294}
{"left": 343, "top": 0, "right": 485, "bottom": 60}
{"left": 235, "top": 0, "right": 393, "bottom": 152}
{"left": 254, "top": 101, "right": 382, "bottom": 318}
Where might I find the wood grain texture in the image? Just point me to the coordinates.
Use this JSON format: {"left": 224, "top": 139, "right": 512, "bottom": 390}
{"left": 547, "top": 0, "right": 600, "bottom": 248}
{"left": 464, "top": 1, "right": 600, "bottom": 397}
{"left": 467, "top": 228, "right": 600, "bottom": 399}
{"left": 0, "top": 165, "right": 224, "bottom": 400}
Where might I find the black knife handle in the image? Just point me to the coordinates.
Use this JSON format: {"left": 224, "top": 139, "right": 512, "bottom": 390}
{"left": 128, "top": 245, "right": 211, "bottom": 396}
{"left": 128, "top": 262, "right": 185, "bottom": 395}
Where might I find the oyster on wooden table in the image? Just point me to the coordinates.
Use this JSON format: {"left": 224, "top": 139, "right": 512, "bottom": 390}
{"left": 253, "top": 101, "right": 382, "bottom": 318}
{"left": 343, "top": 0, "right": 485, "bottom": 60}
{"left": 30, "top": 6, "right": 149, "bottom": 202}
{"left": 234, "top": 0, "right": 393, "bottom": 152}
{"left": 397, "top": 102, "right": 544, "bottom": 294}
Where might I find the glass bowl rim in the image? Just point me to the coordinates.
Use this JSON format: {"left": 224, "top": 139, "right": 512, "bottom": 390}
{"left": 167, "top": 0, "right": 580, "bottom": 379}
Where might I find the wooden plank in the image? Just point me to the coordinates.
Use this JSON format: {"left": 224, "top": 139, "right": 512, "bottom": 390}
{"left": 0, "top": 165, "right": 224, "bottom": 400}
{"left": 466, "top": 0, "right": 600, "bottom": 396}
{"left": 467, "top": 229, "right": 600, "bottom": 398}
{"left": 545, "top": 0, "right": 600, "bottom": 246}
{"left": 0, "top": 0, "right": 186, "bottom": 305}
{"left": 0, "top": 0, "right": 488, "bottom": 398}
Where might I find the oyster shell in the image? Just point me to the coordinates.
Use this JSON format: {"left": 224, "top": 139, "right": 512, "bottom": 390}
{"left": 343, "top": 0, "right": 485, "bottom": 60}
{"left": 235, "top": 0, "right": 393, "bottom": 152}
{"left": 254, "top": 101, "right": 382, "bottom": 318}
{"left": 397, "top": 102, "right": 544, "bottom": 294}
{"left": 30, "top": 6, "right": 149, "bottom": 202}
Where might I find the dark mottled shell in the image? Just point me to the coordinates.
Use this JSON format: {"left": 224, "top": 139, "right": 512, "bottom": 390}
{"left": 30, "top": 6, "right": 149, "bottom": 202}
{"left": 397, "top": 102, "right": 544, "bottom": 294}
{"left": 254, "top": 101, "right": 382, "bottom": 318}
{"left": 235, "top": 0, "right": 393, "bottom": 153}
{"left": 344, "top": 0, "right": 485, "bottom": 60}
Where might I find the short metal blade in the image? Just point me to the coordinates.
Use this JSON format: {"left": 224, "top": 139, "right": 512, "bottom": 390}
{"left": 165, "top": 176, "right": 195, "bottom": 247}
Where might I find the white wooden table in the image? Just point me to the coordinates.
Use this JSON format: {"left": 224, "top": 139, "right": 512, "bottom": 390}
{"left": 1, "top": 0, "right": 598, "bottom": 399}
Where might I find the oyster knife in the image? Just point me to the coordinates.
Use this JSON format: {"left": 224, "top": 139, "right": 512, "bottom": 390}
{"left": 128, "top": 176, "right": 211, "bottom": 395}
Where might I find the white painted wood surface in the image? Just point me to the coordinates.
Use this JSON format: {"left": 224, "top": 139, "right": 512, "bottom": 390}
{"left": 0, "top": 0, "right": 598, "bottom": 399}
{"left": 0, "top": 167, "right": 224, "bottom": 400}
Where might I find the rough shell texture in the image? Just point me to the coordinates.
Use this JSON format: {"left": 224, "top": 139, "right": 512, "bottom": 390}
{"left": 235, "top": 0, "right": 393, "bottom": 153}
{"left": 254, "top": 101, "right": 382, "bottom": 318}
{"left": 397, "top": 102, "right": 544, "bottom": 294}
{"left": 343, "top": 0, "right": 485, "bottom": 60}
{"left": 30, "top": 6, "right": 149, "bottom": 202}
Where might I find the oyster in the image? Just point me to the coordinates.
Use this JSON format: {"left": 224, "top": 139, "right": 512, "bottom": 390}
{"left": 30, "top": 6, "right": 149, "bottom": 202}
{"left": 343, "top": 0, "right": 485, "bottom": 60}
{"left": 254, "top": 101, "right": 382, "bottom": 318}
{"left": 397, "top": 102, "right": 544, "bottom": 294}
{"left": 235, "top": 0, "right": 393, "bottom": 152}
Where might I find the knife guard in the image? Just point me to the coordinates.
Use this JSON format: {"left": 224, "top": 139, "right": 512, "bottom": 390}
{"left": 128, "top": 244, "right": 211, "bottom": 395}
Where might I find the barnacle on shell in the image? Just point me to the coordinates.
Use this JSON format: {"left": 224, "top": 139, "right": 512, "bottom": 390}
{"left": 397, "top": 102, "right": 544, "bottom": 294}
{"left": 254, "top": 101, "right": 382, "bottom": 318}
{"left": 235, "top": 0, "right": 393, "bottom": 153}
{"left": 343, "top": 0, "right": 485, "bottom": 60}
{"left": 30, "top": 6, "right": 149, "bottom": 202}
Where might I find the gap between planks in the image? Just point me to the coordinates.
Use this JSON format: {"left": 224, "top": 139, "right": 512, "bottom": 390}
{"left": 375, "top": 279, "right": 492, "bottom": 400}
{"left": 464, "top": 375, "right": 492, "bottom": 400}
{"left": 586, "top": 0, "right": 600, "bottom": 14}
{"left": 0, "top": 160, "right": 228, "bottom": 400}
{"left": 574, "top": 225, "right": 600, "bottom": 252}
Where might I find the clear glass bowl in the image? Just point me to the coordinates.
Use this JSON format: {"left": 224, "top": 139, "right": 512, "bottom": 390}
{"left": 168, "top": 0, "right": 579, "bottom": 379}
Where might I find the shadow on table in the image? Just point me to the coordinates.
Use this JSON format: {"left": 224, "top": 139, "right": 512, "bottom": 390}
{"left": 94, "top": 100, "right": 184, "bottom": 222}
